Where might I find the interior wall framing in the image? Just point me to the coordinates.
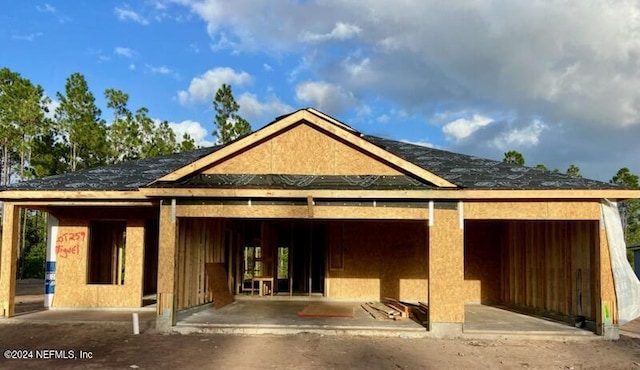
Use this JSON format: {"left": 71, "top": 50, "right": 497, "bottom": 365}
{"left": 174, "top": 218, "right": 224, "bottom": 310}
{"left": 464, "top": 219, "right": 602, "bottom": 325}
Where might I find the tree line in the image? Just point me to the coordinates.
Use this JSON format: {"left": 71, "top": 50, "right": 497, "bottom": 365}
{"left": 0, "top": 67, "right": 250, "bottom": 278}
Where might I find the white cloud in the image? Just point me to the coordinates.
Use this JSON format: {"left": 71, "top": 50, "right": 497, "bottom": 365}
{"left": 36, "top": 3, "right": 56, "bottom": 13}
{"left": 114, "top": 6, "right": 149, "bottom": 25}
{"left": 263, "top": 63, "right": 272, "bottom": 71}
{"left": 295, "top": 81, "right": 355, "bottom": 113}
{"left": 237, "top": 93, "right": 292, "bottom": 122}
{"left": 166, "top": 119, "right": 214, "bottom": 147}
{"left": 171, "top": 1, "right": 640, "bottom": 178}
{"left": 189, "top": 43, "right": 200, "bottom": 53}
{"left": 145, "top": 64, "right": 179, "bottom": 79}
{"left": 12, "top": 32, "right": 43, "bottom": 42}
{"left": 114, "top": 47, "right": 136, "bottom": 58}
{"left": 443, "top": 114, "right": 494, "bottom": 142}
{"left": 489, "top": 120, "right": 546, "bottom": 151}
{"left": 299, "top": 22, "right": 362, "bottom": 42}
{"left": 177, "top": 67, "right": 252, "bottom": 104}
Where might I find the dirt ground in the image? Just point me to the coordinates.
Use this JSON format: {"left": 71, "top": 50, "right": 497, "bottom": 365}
{"left": 1, "top": 280, "right": 639, "bottom": 369}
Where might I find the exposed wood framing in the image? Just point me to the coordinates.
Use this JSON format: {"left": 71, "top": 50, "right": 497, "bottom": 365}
{"left": 10, "top": 201, "right": 156, "bottom": 207}
{"left": 499, "top": 221, "right": 598, "bottom": 320}
{"left": 157, "top": 202, "right": 178, "bottom": 327}
{"left": 174, "top": 218, "right": 224, "bottom": 310}
{"left": 0, "top": 190, "right": 147, "bottom": 200}
{"left": 139, "top": 187, "right": 640, "bottom": 200}
{"left": 598, "top": 222, "right": 618, "bottom": 330}
{"left": 0, "top": 203, "right": 19, "bottom": 317}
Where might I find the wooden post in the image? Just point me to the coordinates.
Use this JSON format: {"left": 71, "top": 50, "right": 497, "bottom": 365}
{"left": 156, "top": 200, "right": 178, "bottom": 330}
{"left": 596, "top": 222, "right": 618, "bottom": 339}
{"left": 428, "top": 204, "right": 465, "bottom": 337}
{"left": 0, "top": 203, "right": 19, "bottom": 318}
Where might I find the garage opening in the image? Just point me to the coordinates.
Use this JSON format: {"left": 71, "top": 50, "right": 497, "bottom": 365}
{"left": 464, "top": 220, "right": 599, "bottom": 331}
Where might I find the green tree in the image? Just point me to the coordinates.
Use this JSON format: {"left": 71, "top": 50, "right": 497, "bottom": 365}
{"left": 566, "top": 164, "right": 582, "bottom": 178}
{"left": 535, "top": 164, "right": 548, "bottom": 171}
{"left": 29, "top": 130, "right": 69, "bottom": 178}
{"left": 178, "top": 133, "right": 196, "bottom": 152}
{"left": 611, "top": 167, "right": 640, "bottom": 247}
{"left": 503, "top": 150, "right": 525, "bottom": 165}
{"left": 212, "top": 84, "right": 251, "bottom": 144}
{"left": 0, "top": 68, "right": 49, "bottom": 184}
{"left": 137, "top": 108, "right": 177, "bottom": 158}
{"left": 105, "top": 88, "right": 140, "bottom": 163}
{"left": 55, "top": 73, "right": 109, "bottom": 171}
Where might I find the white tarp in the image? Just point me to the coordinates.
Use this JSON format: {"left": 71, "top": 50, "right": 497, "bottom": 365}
{"left": 602, "top": 199, "right": 640, "bottom": 326}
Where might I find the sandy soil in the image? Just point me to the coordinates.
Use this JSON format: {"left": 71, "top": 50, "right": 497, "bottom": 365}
{"left": 1, "top": 280, "right": 638, "bottom": 369}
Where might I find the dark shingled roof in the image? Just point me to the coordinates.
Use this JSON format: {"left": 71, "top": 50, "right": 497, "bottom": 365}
{"left": 3, "top": 146, "right": 219, "bottom": 191}
{"left": 364, "top": 136, "right": 621, "bottom": 190}
{"left": 0, "top": 117, "right": 625, "bottom": 192}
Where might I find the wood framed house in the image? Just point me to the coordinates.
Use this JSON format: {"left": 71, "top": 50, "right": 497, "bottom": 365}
{"left": 1, "top": 108, "right": 639, "bottom": 337}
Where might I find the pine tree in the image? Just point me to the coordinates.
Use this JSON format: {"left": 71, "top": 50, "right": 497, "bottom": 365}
{"left": 105, "top": 88, "right": 141, "bottom": 163}
{"left": 212, "top": 84, "right": 251, "bottom": 144}
{"left": 55, "top": 73, "right": 108, "bottom": 171}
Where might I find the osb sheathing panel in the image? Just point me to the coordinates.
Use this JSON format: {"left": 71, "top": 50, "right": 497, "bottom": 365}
{"left": 465, "top": 201, "right": 601, "bottom": 220}
{"left": 463, "top": 221, "right": 502, "bottom": 304}
{"left": 0, "top": 203, "right": 19, "bottom": 317}
{"left": 176, "top": 205, "right": 429, "bottom": 220}
{"left": 49, "top": 206, "right": 157, "bottom": 220}
{"left": 158, "top": 204, "right": 177, "bottom": 302}
{"left": 599, "top": 225, "right": 618, "bottom": 325}
{"left": 500, "top": 221, "right": 598, "bottom": 320}
{"left": 202, "top": 123, "right": 402, "bottom": 176}
{"left": 327, "top": 221, "right": 428, "bottom": 301}
{"left": 429, "top": 208, "right": 465, "bottom": 323}
{"left": 53, "top": 217, "right": 145, "bottom": 308}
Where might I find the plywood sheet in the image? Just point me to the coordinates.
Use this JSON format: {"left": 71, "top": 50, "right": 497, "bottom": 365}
{"left": 429, "top": 208, "right": 464, "bottom": 324}
{"left": 206, "top": 263, "right": 233, "bottom": 309}
{"left": 52, "top": 215, "right": 146, "bottom": 308}
{"left": 327, "top": 221, "right": 428, "bottom": 302}
{"left": 202, "top": 123, "right": 403, "bottom": 176}
{"left": 465, "top": 201, "right": 601, "bottom": 220}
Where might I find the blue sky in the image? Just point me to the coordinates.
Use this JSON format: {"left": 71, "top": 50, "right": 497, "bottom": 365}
{"left": 2, "top": 1, "right": 640, "bottom": 181}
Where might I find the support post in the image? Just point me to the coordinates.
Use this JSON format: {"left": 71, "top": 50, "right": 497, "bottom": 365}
{"left": 596, "top": 223, "right": 619, "bottom": 339}
{"left": 0, "top": 203, "right": 20, "bottom": 318}
{"left": 156, "top": 200, "right": 178, "bottom": 331}
{"left": 428, "top": 204, "right": 464, "bottom": 337}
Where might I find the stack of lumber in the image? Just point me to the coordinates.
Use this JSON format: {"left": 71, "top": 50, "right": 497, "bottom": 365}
{"left": 361, "top": 298, "right": 413, "bottom": 321}
{"left": 412, "top": 302, "right": 429, "bottom": 325}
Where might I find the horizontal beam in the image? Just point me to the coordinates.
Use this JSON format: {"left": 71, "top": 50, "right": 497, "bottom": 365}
{"left": 0, "top": 190, "right": 147, "bottom": 200}
{"left": 2, "top": 188, "right": 639, "bottom": 201}
{"left": 9, "top": 201, "right": 157, "bottom": 207}
{"left": 175, "top": 204, "right": 429, "bottom": 220}
{"left": 140, "top": 188, "right": 640, "bottom": 200}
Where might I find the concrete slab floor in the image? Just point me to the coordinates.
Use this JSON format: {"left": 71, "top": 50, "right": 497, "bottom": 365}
{"left": 177, "top": 298, "right": 425, "bottom": 330}
{"left": 464, "top": 304, "right": 594, "bottom": 336}
{"left": 175, "top": 299, "right": 600, "bottom": 339}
